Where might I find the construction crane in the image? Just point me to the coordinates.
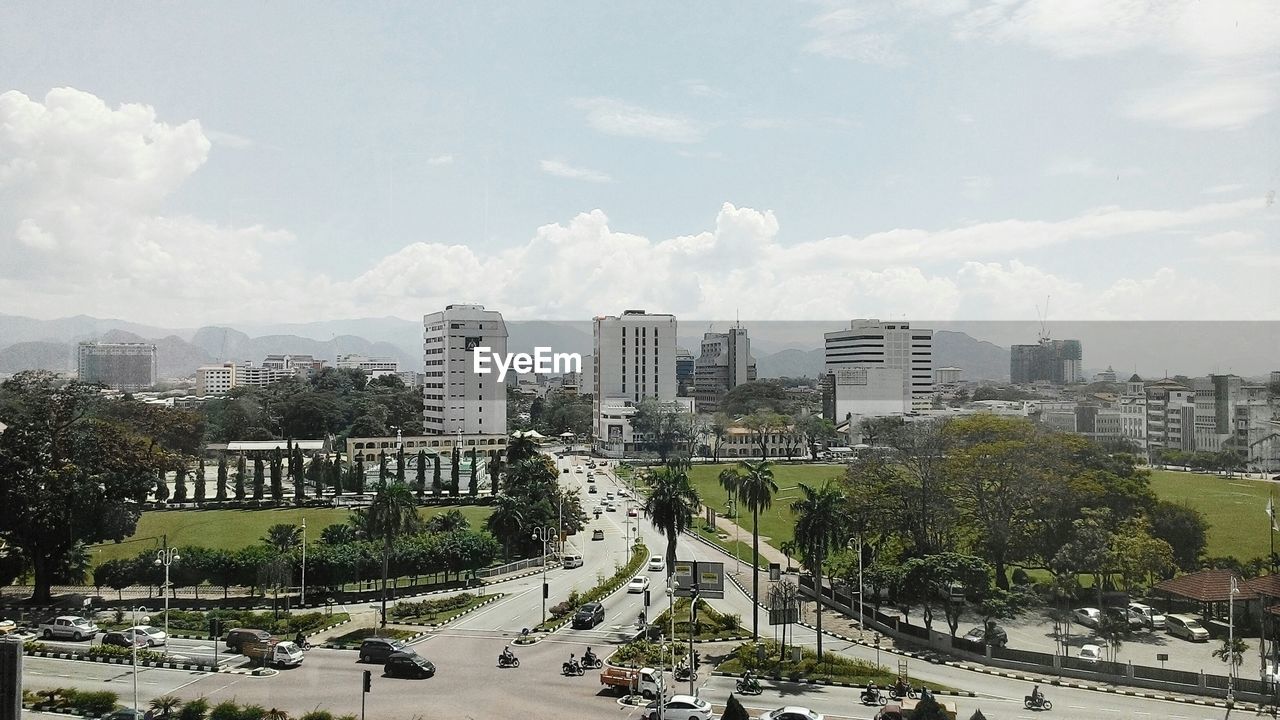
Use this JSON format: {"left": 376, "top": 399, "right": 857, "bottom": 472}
{"left": 1035, "top": 295, "right": 1051, "bottom": 344}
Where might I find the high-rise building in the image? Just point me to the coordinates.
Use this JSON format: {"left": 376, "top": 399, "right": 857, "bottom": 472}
{"left": 196, "top": 363, "right": 236, "bottom": 396}
{"left": 77, "top": 342, "right": 156, "bottom": 391}
{"left": 823, "top": 319, "right": 933, "bottom": 411}
{"left": 422, "top": 304, "right": 508, "bottom": 435}
{"left": 1146, "top": 378, "right": 1196, "bottom": 455}
{"left": 693, "top": 327, "right": 755, "bottom": 413}
{"left": 1094, "top": 366, "right": 1118, "bottom": 383}
{"left": 935, "top": 367, "right": 963, "bottom": 386}
{"left": 1119, "top": 374, "right": 1148, "bottom": 453}
{"left": 1010, "top": 339, "right": 1083, "bottom": 384}
{"left": 262, "top": 354, "right": 325, "bottom": 376}
{"left": 336, "top": 354, "right": 400, "bottom": 378}
{"left": 675, "top": 348, "right": 696, "bottom": 396}
{"left": 822, "top": 366, "right": 908, "bottom": 424}
{"left": 593, "top": 310, "right": 678, "bottom": 452}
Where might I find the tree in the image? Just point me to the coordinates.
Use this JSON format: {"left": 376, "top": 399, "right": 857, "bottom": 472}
{"left": 1110, "top": 519, "right": 1174, "bottom": 590}
{"left": 308, "top": 454, "right": 324, "bottom": 498}
{"left": 468, "top": 449, "right": 479, "bottom": 496}
{"left": 0, "top": 372, "right": 158, "bottom": 600}
{"left": 1148, "top": 500, "right": 1208, "bottom": 571}
{"left": 396, "top": 447, "right": 405, "bottom": 484}
{"left": 737, "top": 459, "right": 778, "bottom": 640}
{"left": 293, "top": 447, "right": 306, "bottom": 503}
{"left": 193, "top": 458, "right": 206, "bottom": 502}
{"left": 642, "top": 462, "right": 702, "bottom": 575}
{"left": 911, "top": 693, "right": 950, "bottom": 720}
{"left": 487, "top": 494, "right": 526, "bottom": 560}
{"left": 767, "top": 579, "right": 802, "bottom": 661}
{"left": 368, "top": 481, "right": 420, "bottom": 624}
{"left": 1213, "top": 635, "right": 1248, "bottom": 673}
{"left": 353, "top": 456, "right": 365, "bottom": 495}
{"left": 154, "top": 471, "right": 170, "bottom": 502}
{"left": 216, "top": 455, "right": 228, "bottom": 501}
{"left": 450, "top": 446, "right": 461, "bottom": 494}
{"left": 507, "top": 433, "right": 538, "bottom": 464}
{"left": 433, "top": 453, "right": 442, "bottom": 497}
{"left": 710, "top": 413, "right": 730, "bottom": 463}
{"left": 379, "top": 450, "right": 388, "bottom": 485}
{"left": 797, "top": 414, "right": 837, "bottom": 460}
{"left": 488, "top": 451, "right": 500, "bottom": 496}
{"left": 255, "top": 455, "right": 267, "bottom": 500}
{"left": 149, "top": 695, "right": 183, "bottom": 719}
{"left": 234, "top": 455, "right": 246, "bottom": 500}
{"left": 330, "top": 453, "right": 344, "bottom": 496}
{"left": 742, "top": 412, "right": 789, "bottom": 459}
{"left": 415, "top": 450, "right": 427, "bottom": 499}
{"left": 928, "top": 553, "right": 993, "bottom": 636}
{"left": 631, "top": 397, "right": 693, "bottom": 463}
{"left": 791, "top": 480, "right": 846, "bottom": 656}
{"left": 173, "top": 467, "right": 188, "bottom": 502}
{"left": 263, "top": 524, "right": 301, "bottom": 554}
{"left": 720, "top": 694, "right": 750, "bottom": 720}
{"left": 721, "top": 381, "right": 794, "bottom": 417}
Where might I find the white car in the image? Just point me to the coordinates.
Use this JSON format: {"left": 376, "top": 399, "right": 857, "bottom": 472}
{"left": 1078, "top": 643, "right": 1102, "bottom": 663}
{"left": 628, "top": 576, "right": 650, "bottom": 593}
{"left": 643, "top": 694, "right": 712, "bottom": 720}
{"left": 618, "top": 489, "right": 630, "bottom": 498}
{"left": 126, "top": 625, "right": 168, "bottom": 646}
{"left": 647, "top": 555, "right": 664, "bottom": 572}
{"left": 759, "top": 707, "right": 824, "bottom": 720}
{"left": 1072, "top": 607, "right": 1101, "bottom": 628}
{"left": 1127, "top": 602, "right": 1166, "bottom": 629}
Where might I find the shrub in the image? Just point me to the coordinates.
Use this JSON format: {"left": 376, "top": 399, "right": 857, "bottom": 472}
{"left": 390, "top": 593, "right": 474, "bottom": 619}
{"left": 23, "top": 641, "right": 46, "bottom": 653}
{"left": 210, "top": 701, "right": 242, "bottom": 720}
{"left": 299, "top": 711, "right": 334, "bottom": 720}
{"left": 86, "top": 644, "right": 166, "bottom": 662}
{"left": 238, "top": 704, "right": 268, "bottom": 720}
{"left": 66, "top": 690, "right": 118, "bottom": 716}
{"left": 1011, "top": 568, "right": 1031, "bottom": 586}
{"left": 179, "top": 698, "right": 211, "bottom": 720}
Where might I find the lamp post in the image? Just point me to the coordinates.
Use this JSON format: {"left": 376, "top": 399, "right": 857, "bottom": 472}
{"left": 533, "top": 526, "right": 555, "bottom": 624}
{"left": 846, "top": 535, "right": 863, "bottom": 633}
{"left": 154, "top": 547, "right": 180, "bottom": 645}
{"left": 1229, "top": 576, "right": 1239, "bottom": 703}
{"left": 131, "top": 607, "right": 150, "bottom": 715}
{"left": 301, "top": 517, "right": 307, "bottom": 606}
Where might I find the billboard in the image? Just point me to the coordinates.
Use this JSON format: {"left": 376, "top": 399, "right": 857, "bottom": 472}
{"left": 671, "top": 559, "right": 724, "bottom": 599}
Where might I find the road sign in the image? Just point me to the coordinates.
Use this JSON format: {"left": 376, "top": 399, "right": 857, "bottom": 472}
{"left": 671, "top": 560, "right": 724, "bottom": 599}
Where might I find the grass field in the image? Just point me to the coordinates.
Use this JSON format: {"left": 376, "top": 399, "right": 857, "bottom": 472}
{"left": 686, "top": 463, "right": 843, "bottom": 548}
{"left": 88, "top": 505, "right": 495, "bottom": 566}
{"left": 1147, "top": 469, "right": 1273, "bottom": 560}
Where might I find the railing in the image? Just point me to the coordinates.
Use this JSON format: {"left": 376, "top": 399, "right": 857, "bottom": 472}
{"left": 475, "top": 557, "right": 544, "bottom": 578}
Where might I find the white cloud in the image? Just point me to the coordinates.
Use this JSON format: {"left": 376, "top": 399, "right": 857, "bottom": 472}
{"left": 803, "top": 8, "right": 907, "bottom": 65}
{"left": 539, "top": 159, "right": 613, "bottom": 184}
{"left": 1192, "top": 230, "right": 1258, "bottom": 249}
{"left": 570, "top": 97, "right": 707, "bottom": 143}
{"left": 1123, "top": 72, "right": 1279, "bottom": 129}
{"left": 1045, "top": 157, "right": 1144, "bottom": 178}
{"left": 205, "top": 129, "right": 252, "bottom": 149}
{"left": 427, "top": 154, "right": 454, "bottom": 166}
{"left": 1203, "top": 183, "right": 1246, "bottom": 195}
{"left": 681, "top": 80, "right": 726, "bottom": 99}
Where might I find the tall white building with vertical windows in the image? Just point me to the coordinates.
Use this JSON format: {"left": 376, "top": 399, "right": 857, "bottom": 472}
{"left": 823, "top": 319, "right": 933, "bottom": 411}
{"left": 593, "top": 310, "right": 677, "bottom": 453}
{"left": 422, "top": 305, "right": 507, "bottom": 435}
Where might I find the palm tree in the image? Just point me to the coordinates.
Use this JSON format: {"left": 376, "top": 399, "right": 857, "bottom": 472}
{"left": 263, "top": 524, "right": 301, "bottom": 554}
{"left": 791, "top": 480, "right": 846, "bottom": 657}
{"left": 718, "top": 466, "right": 741, "bottom": 509}
{"left": 149, "top": 695, "right": 183, "bottom": 719}
{"left": 367, "top": 482, "right": 420, "bottom": 625}
{"left": 737, "top": 459, "right": 777, "bottom": 640}
{"left": 642, "top": 463, "right": 702, "bottom": 577}
{"left": 507, "top": 432, "right": 538, "bottom": 463}
{"left": 487, "top": 494, "right": 526, "bottom": 560}
{"left": 779, "top": 540, "right": 796, "bottom": 573}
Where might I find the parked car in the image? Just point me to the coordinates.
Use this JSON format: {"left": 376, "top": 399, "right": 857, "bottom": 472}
{"left": 588, "top": 476, "right": 596, "bottom": 484}
{"left": 647, "top": 555, "right": 664, "bottom": 572}
{"left": 384, "top": 650, "right": 435, "bottom": 678}
{"left": 759, "top": 707, "right": 825, "bottom": 720}
{"left": 101, "top": 631, "right": 148, "bottom": 650}
{"left": 592, "top": 529, "right": 605, "bottom": 541}
{"left": 359, "top": 637, "right": 408, "bottom": 663}
{"left": 1078, "top": 643, "right": 1102, "bottom": 663}
{"left": 573, "top": 602, "right": 605, "bottom": 629}
{"left": 39, "top": 616, "right": 99, "bottom": 641}
{"left": 642, "top": 694, "right": 712, "bottom": 720}
{"left": 618, "top": 489, "right": 630, "bottom": 498}
{"left": 126, "top": 625, "right": 168, "bottom": 646}
{"left": 588, "top": 485, "right": 598, "bottom": 494}
{"left": 563, "top": 554, "right": 584, "bottom": 569}
{"left": 1072, "top": 607, "right": 1101, "bottom": 628}
{"left": 1127, "top": 602, "right": 1166, "bottom": 629}
{"left": 628, "top": 576, "right": 650, "bottom": 593}
{"left": 961, "top": 624, "right": 1008, "bottom": 648}
{"left": 1102, "top": 606, "right": 1144, "bottom": 631}
{"left": 224, "top": 628, "right": 272, "bottom": 653}
{"left": 1166, "top": 614, "right": 1210, "bottom": 642}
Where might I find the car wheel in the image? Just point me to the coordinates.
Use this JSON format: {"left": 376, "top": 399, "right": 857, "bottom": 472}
{"left": 72, "top": 632, "right": 82, "bottom": 641}
{"left": 42, "top": 629, "right": 52, "bottom": 639}
{"left": 360, "top": 654, "right": 369, "bottom": 663}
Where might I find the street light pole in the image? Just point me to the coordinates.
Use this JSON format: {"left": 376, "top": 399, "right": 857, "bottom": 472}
{"left": 533, "top": 526, "right": 554, "bottom": 624}
{"left": 1229, "top": 576, "right": 1239, "bottom": 703}
{"left": 301, "top": 517, "right": 307, "bottom": 606}
{"left": 154, "top": 546, "right": 180, "bottom": 646}
{"left": 131, "top": 606, "right": 149, "bottom": 715}
{"left": 846, "top": 535, "right": 863, "bottom": 633}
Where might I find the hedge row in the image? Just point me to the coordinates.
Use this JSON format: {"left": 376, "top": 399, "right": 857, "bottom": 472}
{"left": 161, "top": 609, "right": 348, "bottom": 635}
{"left": 24, "top": 688, "right": 118, "bottom": 716}
{"left": 390, "top": 592, "right": 474, "bottom": 620}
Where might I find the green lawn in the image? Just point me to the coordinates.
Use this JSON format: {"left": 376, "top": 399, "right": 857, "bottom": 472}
{"left": 687, "top": 463, "right": 843, "bottom": 549}
{"left": 1147, "top": 469, "right": 1273, "bottom": 560}
{"left": 88, "top": 505, "right": 495, "bottom": 566}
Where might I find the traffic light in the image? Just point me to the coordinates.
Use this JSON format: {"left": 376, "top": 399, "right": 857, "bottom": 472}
{"left": 362, "top": 669, "right": 371, "bottom": 693}
{"left": 209, "top": 617, "right": 220, "bottom": 640}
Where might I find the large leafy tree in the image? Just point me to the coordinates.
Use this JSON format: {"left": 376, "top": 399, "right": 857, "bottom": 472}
{"left": 507, "top": 433, "right": 538, "bottom": 464}
{"left": 791, "top": 479, "right": 846, "bottom": 656}
{"left": 0, "top": 372, "right": 159, "bottom": 601}
{"left": 641, "top": 462, "right": 702, "bottom": 576}
{"left": 630, "top": 398, "right": 693, "bottom": 463}
{"left": 736, "top": 460, "right": 777, "bottom": 639}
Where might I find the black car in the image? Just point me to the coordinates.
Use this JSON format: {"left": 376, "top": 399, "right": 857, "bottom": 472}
{"left": 962, "top": 624, "right": 1008, "bottom": 648}
{"left": 384, "top": 651, "right": 435, "bottom": 679}
{"left": 101, "top": 631, "right": 147, "bottom": 650}
{"left": 1103, "top": 606, "right": 1144, "bottom": 631}
{"left": 359, "top": 637, "right": 408, "bottom": 663}
{"left": 572, "top": 602, "right": 605, "bottom": 629}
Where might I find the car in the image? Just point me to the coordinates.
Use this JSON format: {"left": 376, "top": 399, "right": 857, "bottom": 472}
{"left": 563, "top": 554, "right": 584, "bottom": 569}
{"left": 592, "top": 529, "right": 605, "bottom": 541}
{"left": 628, "top": 576, "right": 650, "bottom": 593}
{"left": 628, "top": 508, "right": 638, "bottom": 517}
{"left": 576, "top": 467, "right": 584, "bottom": 473}
{"left": 573, "top": 602, "right": 605, "bottom": 629}
{"left": 1166, "top": 613, "right": 1210, "bottom": 642}
{"left": 605, "top": 504, "right": 616, "bottom": 512}
{"left": 383, "top": 650, "right": 435, "bottom": 678}
{"left": 103, "top": 710, "right": 146, "bottom": 720}
{"left": 1102, "top": 606, "right": 1144, "bottom": 631}
{"left": 563, "top": 467, "right": 570, "bottom": 474}
{"left": 101, "top": 631, "right": 148, "bottom": 650}
{"left": 126, "top": 625, "right": 168, "bottom": 646}
{"left": 759, "top": 707, "right": 825, "bottom": 720}
{"left": 647, "top": 555, "right": 664, "bottom": 572}
{"left": 961, "top": 624, "right": 1008, "bottom": 648}
{"left": 618, "top": 489, "right": 629, "bottom": 498}
{"left": 39, "top": 616, "right": 99, "bottom": 641}
{"left": 588, "top": 476, "right": 596, "bottom": 484}
{"left": 642, "top": 694, "right": 712, "bottom": 720}
{"left": 606, "top": 492, "right": 614, "bottom": 500}
{"left": 225, "top": 628, "right": 272, "bottom": 653}
{"left": 359, "top": 637, "right": 408, "bottom": 663}
{"left": 1078, "top": 643, "right": 1102, "bottom": 663}
{"left": 588, "top": 485, "right": 598, "bottom": 494}
{"left": 1072, "top": 607, "right": 1101, "bottom": 628}
{"left": 1127, "top": 602, "right": 1166, "bottom": 629}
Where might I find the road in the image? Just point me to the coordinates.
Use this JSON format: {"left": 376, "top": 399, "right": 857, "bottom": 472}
{"left": 34, "top": 635, "right": 236, "bottom": 668}
{"left": 17, "top": 452, "right": 1248, "bottom": 719}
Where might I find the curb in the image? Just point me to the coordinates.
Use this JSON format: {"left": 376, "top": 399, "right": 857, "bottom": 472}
{"left": 23, "top": 649, "right": 214, "bottom": 672}
{"left": 706, "top": 669, "right": 976, "bottom": 697}
{"left": 393, "top": 594, "right": 506, "bottom": 629}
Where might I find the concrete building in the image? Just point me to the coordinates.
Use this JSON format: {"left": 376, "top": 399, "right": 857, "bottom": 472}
{"left": 337, "top": 354, "right": 400, "bottom": 378}
{"left": 935, "top": 366, "right": 963, "bottom": 386}
{"left": 1235, "top": 384, "right": 1279, "bottom": 472}
{"left": 1010, "top": 338, "right": 1084, "bottom": 384}
{"left": 1094, "top": 366, "right": 1118, "bottom": 383}
{"left": 262, "top": 354, "right": 325, "bottom": 376}
{"left": 77, "top": 342, "right": 157, "bottom": 391}
{"left": 1146, "top": 378, "right": 1197, "bottom": 455}
{"left": 422, "top": 304, "right": 508, "bottom": 435}
{"left": 1192, "top": 375, "right": 1246, "bottom": 453}
{"left": 675, "top": 348, "right": 696, "bottom": 397}
{"left": 593, "top": 310, "right": 678, "bottom": 454}
{"left": 823, "top": 319, "right": 933, "bottom": 411}
{"left": 1119, "top": 374, "right": 1148, "bottom": 452}
{"left": 236, "top": 363, "right": 300, "bottom": 387}
{"left": 196, "top": 363, "right": 236, "bottom": 396}
{"left": 346, "top": 433, "right": 508, "bottom": 464}
{"left": 693, "top": 327, "right": 756, "bottom": 414}
{"left": 823, "top": 366, "right": 909, "bottom": 426}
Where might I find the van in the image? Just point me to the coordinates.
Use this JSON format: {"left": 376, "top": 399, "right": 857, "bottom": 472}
{"left": 225, "top": 628, "right": 272, "bottom": 653}
{"left": 1166, "top": 614, "right": 1210, "bottom": 642}
{"left": 1127, "top": 602, "right": 1166, "bottom": 629}
{"left": 563, "top": 554, "right": 584, "bottom": 569}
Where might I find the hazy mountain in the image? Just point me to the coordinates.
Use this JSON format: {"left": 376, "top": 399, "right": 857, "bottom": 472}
{"left": 190, "top": 326, "right": 417, "bottom": 369}
{"left": 933, "top": 330, "right": 1010, "bottom": 381}
{"left": 0, "top": 341, "right": 75, "bottom": 373}
{"left": 755, "top": 348, "right": 824, "bottom": 378}
{"left": 0, "top": 313, "right": 187, "bottom": 345}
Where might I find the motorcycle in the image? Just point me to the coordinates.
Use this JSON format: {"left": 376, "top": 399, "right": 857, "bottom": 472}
{"left": 581, "top": 652, "right": 603, "bottom": 670}
{"left": 860, "top": 689, "right": 887, "bottom": 706}
{"left": 889, "top": 685, "right": 917, "bottom": 700}
{"left": 674, "top": 664, "right": 698, "bottom": 682}
{"left": 735, "top": 677, "right": 762, "bottom": 695}
{"left": 498, "top": 653, "right": 520, "bottom": 668}
{"left": 562, "top": 659, "right": 584, "bottom": 676}
{"left": 1024, "top": 695, "right": 1052, "bottom": 711}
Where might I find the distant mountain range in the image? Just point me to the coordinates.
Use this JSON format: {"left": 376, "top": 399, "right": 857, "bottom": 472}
{"left": 0, "top": 313, "right": 1012, "bottom": 382}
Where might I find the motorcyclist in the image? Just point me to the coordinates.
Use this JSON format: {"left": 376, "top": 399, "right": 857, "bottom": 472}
{"left": 500, "top": 646, "right": 514, "bottom": 663}
{"left": 893, "top": 676, "right": 910, "bottom": 697}
{"left": 293, "top": 631, "right": 309, "bottom": 649}
{"left": 583, "top": 647, "right": 597, "bottom": 665}
{"left": 864, "top": 681, "right": 880, "bottom": 702}
{"left": 1031, "top": 684, "right": 1043, "bottom": 704}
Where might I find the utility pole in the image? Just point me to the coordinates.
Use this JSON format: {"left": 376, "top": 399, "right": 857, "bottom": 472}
{"left": 154, "top": 542, "right": 179, "bottom": 648}
{"left": 1229, "top": 576, "right": 1239, "bottom": 703}
{"left": 301, "top": 517, "right": 307, "bottom": 606}
{"left": 688, "top": 580, "right": 699, "bottom": 696}
{"left": 361, "top": 669, "right": 371, "bottom": 720}
{"left": 533, "top": 526, "right": 554, "bottom": 624}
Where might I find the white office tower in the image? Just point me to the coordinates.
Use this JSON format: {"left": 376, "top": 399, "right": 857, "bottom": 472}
{"left": 824, "top": 319, "right": 933, "bottom": 411}
{"left": 422, "top": 305, "right": 508, "bottom": 435}
{"left": 693, "top": 327, "right": 756, "bottom": 413}
{"left": 593, "top": 310, "right": 677, "bottom": 451}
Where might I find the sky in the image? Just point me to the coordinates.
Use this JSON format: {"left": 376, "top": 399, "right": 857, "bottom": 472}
{"left": 0, "top": 0, "right": 1277, "bottom": 327}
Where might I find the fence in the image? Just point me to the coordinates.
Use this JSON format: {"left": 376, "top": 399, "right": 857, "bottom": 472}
{"left": 475, "top": 557, "right": 544, "bottom": 578}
